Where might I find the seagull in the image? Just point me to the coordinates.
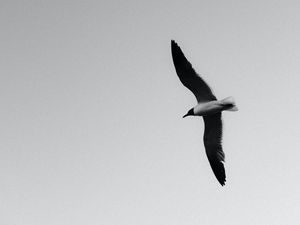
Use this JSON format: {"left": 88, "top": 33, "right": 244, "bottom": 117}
{"left": 171, "top": 40, "right": 238, "bottom": 186}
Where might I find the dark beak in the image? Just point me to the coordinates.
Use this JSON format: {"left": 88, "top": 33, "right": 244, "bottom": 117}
{"left": 183, "top": 108, "right": 194, "bottom": 118}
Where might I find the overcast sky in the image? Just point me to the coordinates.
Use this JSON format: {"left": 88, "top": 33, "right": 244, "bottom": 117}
{"left": 1, "top": 0, "right": 300, "bottom": 224}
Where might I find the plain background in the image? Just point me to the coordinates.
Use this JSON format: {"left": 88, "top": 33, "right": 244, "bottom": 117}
{"left": 1, "top": 0, "right": 300, "bottom": 224}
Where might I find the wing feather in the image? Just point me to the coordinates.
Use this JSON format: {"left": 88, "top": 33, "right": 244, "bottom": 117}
{"left": 203, "top": 113, "right": 226, "bottom": 186}
{"left": 171, "top": 40, "right": 216, "bottom": 102}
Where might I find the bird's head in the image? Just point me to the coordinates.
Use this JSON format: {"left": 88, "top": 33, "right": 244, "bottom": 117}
{"left": 183, "top": 108, "right": 194, "bottom": 118}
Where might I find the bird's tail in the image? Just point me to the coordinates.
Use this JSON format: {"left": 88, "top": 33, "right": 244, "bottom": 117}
{"left": 221, "top": 96, "right": 238, "bottom": 111}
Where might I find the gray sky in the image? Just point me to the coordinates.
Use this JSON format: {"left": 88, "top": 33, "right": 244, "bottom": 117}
{"left": 1, "top": 0, "right": 300, "bottom": 224}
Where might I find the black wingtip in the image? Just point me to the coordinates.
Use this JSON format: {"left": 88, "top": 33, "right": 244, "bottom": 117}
{"left": 171, "top": 40, "right": 175, "bottom": 47}
{"left": 207, "top": 156, "right": 226, "bottom": 186}
{"left": 220, "top": 179, "right": 226, "bottom": 186}
{"left": 215, "top": 171, "right": 226, "bottom": 186}
{"left": 216, "top": 170, "right": 226, "bottom": 186}
{"left": 217, "top": 175, "right": 226, "bottom": 186}
{"left": 171, "top": 40, "right": 183, "bottom": 59}
{"left": 171, "top": 39, "right": 178, "bottom": 47}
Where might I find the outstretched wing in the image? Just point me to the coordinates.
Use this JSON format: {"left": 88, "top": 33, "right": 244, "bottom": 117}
{"left": 171, "top": 40, "right": 217, "bottom": 102}
{"left": 203, "top": 113, "right": 226, "bottom": 186}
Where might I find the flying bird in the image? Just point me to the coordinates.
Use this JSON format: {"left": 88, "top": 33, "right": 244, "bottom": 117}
{"left": 171, "top": 40, "right": 238, "bottom": 186}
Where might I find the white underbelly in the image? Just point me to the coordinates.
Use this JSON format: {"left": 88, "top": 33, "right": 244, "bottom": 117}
{"left": 194, "top": 101, "right": 223, "bottom": 116}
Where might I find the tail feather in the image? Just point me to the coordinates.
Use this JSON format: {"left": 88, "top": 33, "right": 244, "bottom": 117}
{"left": 221, "top": 96, "right": 238, "bottom": 111}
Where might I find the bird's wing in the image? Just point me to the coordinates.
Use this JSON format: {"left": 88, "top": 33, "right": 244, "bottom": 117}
{"left": 203, "top": 113, "right": 226, "bottom": 185}
{"left": 171, "top": 40, "right": 217, "bottom": 102}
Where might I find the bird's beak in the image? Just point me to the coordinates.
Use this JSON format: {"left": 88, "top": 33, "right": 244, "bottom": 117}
{"left": 183, "top": 108, "right": 194, "bottom": 118}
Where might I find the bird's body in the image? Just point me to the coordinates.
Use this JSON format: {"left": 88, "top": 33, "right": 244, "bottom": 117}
{"left": 171, "top": 40, "right": 238, "bottom": 186}
{"left": 191, "top": 97, "right": 238, "bottom": 117}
